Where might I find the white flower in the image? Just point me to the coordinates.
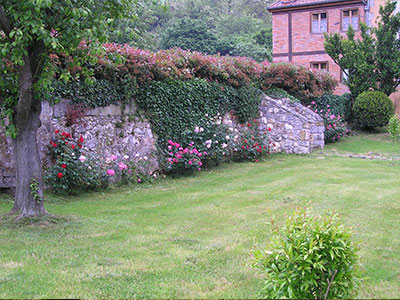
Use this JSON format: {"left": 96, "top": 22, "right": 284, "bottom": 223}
{"left": 226, "top": 135, "right": 230, "bottom": 140}
{"left": 153, "top": 174, "right": 157, "bottom": 178}
{"left": 144, "top": 156, "right": 148, "bottom": 161}
{"left": 79, "top": 155, "right": 86, "bottom": 162}
{"left": 205, "top": 113, "right": 209, "bottom": 117}
{"left": 123, "top": 155, "right": 129, "bottom": 160}
{"left": 199, "top": 127, "right": 204, "bottom": 132}
{"left": 194, "top": 126, "right": 200, "bottom": 133}
{"left": 135, "top": 153, "right": 140, "bottom": 158}
{"left": 229, "top": 127, "right": 234, "bottom": 131}
{"left": 216, "top": 119, "right": 221, "bottom": 125}
{"left": 206, "top": 144, "right": 212, "bottom": 148}
{"left": 215, "top": 140, "right": 219, "bottom": 144}
{"left": 205, "top": 139, "right": 212, "bottom": 145}
{"left": 222, "top": 143, "right": 228, "bottom": 148}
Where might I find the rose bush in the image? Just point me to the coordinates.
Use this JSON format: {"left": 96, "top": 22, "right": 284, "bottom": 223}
{"left": 44, "top": 130, "right": 108, "bottom": 194}
{"left": 308, "top": 102, "right": 349, "bottom": 143}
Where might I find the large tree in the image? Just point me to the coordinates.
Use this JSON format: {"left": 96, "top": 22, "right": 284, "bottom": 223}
{"left": 324, "top": 0, "right": 400, "bottom": 97}
{"left": 0, "top": 0, "right": 154, "bottom": 218}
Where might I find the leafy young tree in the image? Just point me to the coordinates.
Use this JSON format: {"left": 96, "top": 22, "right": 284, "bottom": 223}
{"left": 324, "top": 0, "right": 400, "bottom": 97}
{"left": 0, "top": 0, "right": 147, "bottom": 218}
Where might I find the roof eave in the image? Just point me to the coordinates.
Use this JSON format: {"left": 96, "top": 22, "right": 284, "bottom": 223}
{"left": 267, "top": 0, "right": 364, "bottom": 12}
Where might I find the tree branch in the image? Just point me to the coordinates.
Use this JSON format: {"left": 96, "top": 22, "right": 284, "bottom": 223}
{"left": 324, "top": 269, "right": 338, "bottom": 300}
{"left": 0, "top": 5, "right": 12, "bottom": 36}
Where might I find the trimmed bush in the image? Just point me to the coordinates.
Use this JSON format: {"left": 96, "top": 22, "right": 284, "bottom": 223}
{"left": 258, "top": 63, "right": 338, "bottom": 102}
{"left": 353, "top": 91, "right": 394, "bottom": 128}
{"left": 254, "top": 208, "right": 360, "bottom": 299}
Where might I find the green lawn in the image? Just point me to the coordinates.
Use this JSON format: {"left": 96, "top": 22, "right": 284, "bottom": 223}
{"left": 1, "top": 134, "right": 400, "bottom": 298}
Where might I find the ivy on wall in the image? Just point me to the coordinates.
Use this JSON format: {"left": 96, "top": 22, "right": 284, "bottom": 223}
{"left": 134, "top": 79, "right": 261, "bottom": 148}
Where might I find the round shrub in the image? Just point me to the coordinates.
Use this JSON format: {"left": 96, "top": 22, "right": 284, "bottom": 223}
{"left": 353, "top": 91, "right": 394, "bottom": 128}
{"left": 253, "top": 208, "right": 360, "bottom": 299}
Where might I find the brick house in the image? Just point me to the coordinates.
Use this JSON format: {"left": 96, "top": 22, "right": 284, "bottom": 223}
{"left": 267, "top": 0, "right": 390, "bottom": 94}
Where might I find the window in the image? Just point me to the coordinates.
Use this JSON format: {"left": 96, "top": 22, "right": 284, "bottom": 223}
{"left": 341, "top": 69, "right": 349, "bottom": 82}
{"left": 342, "top": 9, "right": 359, "bottom": 31}
{"left": 311, "top": 62, "right": 328, "bottom": 71}
{"left": 311, "top": 12, "right": 328, "bottom": 33}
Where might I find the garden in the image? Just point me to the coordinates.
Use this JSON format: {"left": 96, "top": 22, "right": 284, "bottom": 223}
{"left": 1, "top": 1, "right": 400, "bottom": 299}
{"left": 1, "top": 132, "right": 400, "bottom": 298}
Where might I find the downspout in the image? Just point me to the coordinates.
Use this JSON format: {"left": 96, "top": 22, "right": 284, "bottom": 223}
{"left": 363, "top": 0, "right": 371, "bottom": 28}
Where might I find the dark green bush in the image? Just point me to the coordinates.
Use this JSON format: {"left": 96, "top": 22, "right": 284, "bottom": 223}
{"left": 304, "top": 93, "right": 352, "bottom": 121}
{"left": 254, "top": 208, "right": 360, "bottom": 299}
{"left": 353, "top": 91, "right": 394, "bottom": 128}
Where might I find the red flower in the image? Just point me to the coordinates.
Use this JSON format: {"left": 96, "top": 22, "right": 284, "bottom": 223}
{"left": 78, "top": 144, "right": 82, "bottom": 148}
{"left": 79, "top": 136, "right": 84, "bottom": 143}
{"left": 255, "top": 159, "right": 259, "bottom": 162}
{"left": 61, "top": 164, "right": 67, "bottom": 169}
{"left": 57, "top": 172, "right": 63, "bottom": 178}
{"left": 55, "top": 130, "right": 59, "bottom": 134}
{"left": 52, "top": 143, "right": 57, "bottom": 148}
{"left": 268, "top": 128, "right": 272, "bottom": 131}
{"left": 71, "top": 144, "right": 75, "bottom": 149}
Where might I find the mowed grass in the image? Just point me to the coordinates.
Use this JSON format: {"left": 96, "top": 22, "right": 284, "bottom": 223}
{"left": 1, "top": 135, "right": 400, "bottom": 298}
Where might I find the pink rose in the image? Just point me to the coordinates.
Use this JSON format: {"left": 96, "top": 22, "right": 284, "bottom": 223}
{"left": 198, "top": 161, "right": 202, "bottom": 166}
{"left": 118, "top": 162, "right": 128, "bottom": 170}
{"left": 137, "top": 178, "right": 142, "bottom": 183}
{"left": 107, "top": 169, "right": 115, "bottom": 176}
{"left": 198, "top": 153, "right": 202, "bottom": 157}
{"left": 188, "top": 161, "right": 192, "bottom": 165}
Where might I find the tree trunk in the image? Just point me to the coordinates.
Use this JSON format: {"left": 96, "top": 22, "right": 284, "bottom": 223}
{"left": 9, "top": 54, "right": 46, "bottom": 218}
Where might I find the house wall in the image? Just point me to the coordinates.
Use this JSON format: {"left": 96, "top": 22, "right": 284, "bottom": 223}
{"left": 271, "top": 2, "right": 366, "bottom": 95}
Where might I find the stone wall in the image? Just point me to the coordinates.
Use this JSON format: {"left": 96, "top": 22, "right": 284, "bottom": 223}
{"left": 258, "top": 95, "right": 325, "bottom": 154}
{"left": 0, "top": 94, "right": 324, "bottom": 188}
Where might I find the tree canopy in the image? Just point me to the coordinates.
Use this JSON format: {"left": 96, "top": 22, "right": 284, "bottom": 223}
{"left": 324, "top": 0, "right": 400, "bottom": 97}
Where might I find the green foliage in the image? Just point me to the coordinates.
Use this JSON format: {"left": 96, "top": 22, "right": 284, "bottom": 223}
{"left": 134, "top": 79, "right": 261, "bottom": 160}
{"left": 44, "top": 131, "right": 108, "bottom": 195}
{"left": 387, "top": 114, "right": 400, "bottom": 142}
{"left": 155, "top": 0, "right": 273, "bottom": 61}
{"left": 304, "top": 93, "right": 352, "bottom": 121}
{"left": 46, "top": 79, "right": 128, "bottom": 108}
{"left": 254, "top": 208, "right": 360, "bottom": 299}
{"left": 265, "top": 88, "right": 298, "bottom": 103}
{"left": 160, "top": 17, "right": 218, "bottom": 54}
{"left": 29, "top": 178, "right": 42, "bottom": 204}
{"left": 353, "top": 91, "right": 394, "bottom": 128}
{"left": 324, "top": 1, "right": 400, "bottom": 97}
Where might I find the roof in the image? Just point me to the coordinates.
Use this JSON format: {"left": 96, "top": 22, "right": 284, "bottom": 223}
{"left": 268, "top": 0, "right": 365, "bottom": 11}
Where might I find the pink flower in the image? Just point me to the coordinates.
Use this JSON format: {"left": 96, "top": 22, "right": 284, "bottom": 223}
{"left": 119, "top": 162, "right": 128, "bottom": 170}
{"left": 107, "top": 169, "right": 115, "bottom": 176}
{"left": 183, "top": 148, "right": 189, "bottom": 154}
{"left": 137, "top": 178, "right": 142, "bottom": 183}
{"left": 111, "top": 155, "right": 118, "bottom": 160}
{"left": 198, "top": 161, "right": 202, "bottom": 166}
{"left": 198, "top": 168, "right": 201, "bottom": 171}
{"left": 168, "top": 145, "right": 172, "bottom": 150}
{"left": 198, "top": 153, "right": 202, "bottom": 157}
{"left": 188, "top": 161, "right": 193, "bottom": 165}
{"left": 168, "top": 140, "right": 173, "bottom": 145}
{"left": 79, "top": 155, "right": 86, "bottom": 162}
